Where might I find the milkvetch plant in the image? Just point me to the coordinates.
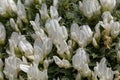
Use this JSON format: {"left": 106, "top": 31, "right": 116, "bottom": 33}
{"left": 0, "top": 0, "right": 120, "bottom": 80}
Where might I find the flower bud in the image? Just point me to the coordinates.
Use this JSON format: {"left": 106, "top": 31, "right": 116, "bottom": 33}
{"left": 50, "top": 6, "right": 58, "bottom": 19}
{"left": 18, "top": 39, "right": 34, "bottom": 60}
{"left": 17, "top": 0, "right": 27, "bottom": 23}
{"left": 10, "top": 18, "right": 20, "bottom": 32}
{"left": 39, "top": 3, "right": 49, "bottom": 20}
{"left": 53, "top": 56, "right": 71, "bottom": 69}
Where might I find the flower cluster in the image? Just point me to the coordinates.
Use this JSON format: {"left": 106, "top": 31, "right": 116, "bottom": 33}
{"left": 0, "top": 0, "right": 119, "bottom": 80}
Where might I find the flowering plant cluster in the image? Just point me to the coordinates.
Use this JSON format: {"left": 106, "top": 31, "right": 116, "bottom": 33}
{"left": 0, "top": 0, "right": 120, "bottom": 80}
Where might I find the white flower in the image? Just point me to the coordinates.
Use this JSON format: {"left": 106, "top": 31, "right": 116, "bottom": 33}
{"left": 16, "top": 17, "right": 23, "bottom": 29}
{"left": 39, "top": 3, "right": 49, "bottom": 20}
{"left": 53, "top": 56, "right": 71, "bottom": 68}
{"left": 17, "top": 0, "right": 27, "bottom": 23}
{"left": 19, "top": 56, "right": 30, "bottom": 73}
{"left": 94, "top": 21, "right": 103, "bottom": 42}
{"left": 110, "top": 21, "right": 120, "bottom": 38}
{"left": 79, "top": 0, "right": 101, "bottom": 18}
{"left": 56, "top": 40, "right": 71, "bottom": 59}
{"left": 43, "top": 59, "right": 53, "bottom": 69}
{"left": 0, "top": 0, "right": 8, "bottom": 16}
{"left": 3, "top": 56, "right": 21, "bottom": 80}
{"left": 92, "top": 37, "right": 99, "bottom": 48}
{"left": 53, "top": 0, "right": 58, "bottom": 8}
{"left": 45, "top": 19, "right": 68, "bottom": 44}
{"left": 34, "top": 45, "right": 44, "bottom": 65}
{"left": 20, "top": 64, "right": 30, "bottom": 73}
{"left": 72, "top": 48, "right": 91, "bottom": 77}
{"left": 8, "top": 0, "right": 17, "bottom": 14}
{"left": 71, "top": 23, "right": 93, "bottom": 47}
{"left": 0, "top": 0, "right": 17, "bottom": 16}
{"left": 0, "top": 22, "right": 6, "bottom": 45}
{"left": 50, "top": 6, "right": 58, "bottom": 19}
{"left": 10, "top": 18, "right": 20, "bottom": 32}
{"left": 18, "top": 39, "right": 34, "bottom": 60}
{"left": 7, "top": 32, "right": 29, "bottom": 57}
{"left": 100, "top": 0, "right": 116, "bottom": 12}
{"left": 94, "top": 57, "right": 114, "bottom": 80}
{"left": 50, "top": 6, "right": 61, "bottom": 21}
{"left": 30, "top": 13, "right": 47, "bottom": 41}
{"left": 81, "top": 25, "right": 93, "bottom": 41}
{"left": 7, "top": 32, "right": 20, "bottom": 56}
{"left": 20, "top": 63, "right": 48, "bottom": 80}
{"left": 33, "top": 38, "right": 52, "bottom": 64}
{"left": 92, "top": 21, "right": 103, "bottom": 48}
{"left": 45, "top": 19, "right": 70, "bottom": 59}
{"left": 102, "top": 11, "right": 113, "bottom": 24}
{"left": 100, "top": 11, "right": 120, "bottom": 39}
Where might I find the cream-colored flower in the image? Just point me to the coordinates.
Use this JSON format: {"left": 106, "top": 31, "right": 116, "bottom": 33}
{"left": 18, "top": 39, "right": 34, "bottom": 60}
{"left": 39, "top": 3, "right": 49, "bottom": 20}
{"left": 102, "top": 11, "right": 113, "bottom": 24}
{"left": 0, "top": 0, "right": 17, "bottom": 17}
{"left": 20, "top": 63, "right": 48, "bottom": 80}
{"left": 50, "top": 6, "right": 58, "bottom": 19}
{"left": 110, "top": 21, "right": 120, "bottom": 38}
{"left": 8, "top": 0, "right": 17, "bottom": 14}
{"left": 53, "top": 0, "right": 58, "bottom": 8}
{"left": 71, "top": 23, "right": 93, "bottom": 47}
{"left": 79, "top": 0, "right": 101, "bottom": 18}
{"left": 0, "top": 0, "right": 8, "bottom": 16}
{"left": 45, "top": 19, "right": 70, "bottom": 59}
{"left": 3, "top": 56, "right": 22, "bottom": 80}
{"left": 17, "top": 0, "right": 27, "bottom": 23}
{"left": 33, "top": 38, "right": 52, "bottom": 64}
{"left": 72, "top": 48, "right": 91, "bottom": 77}
{"left": 53, "top": 56, "right": 71, "bottom": 68}
{"left": 94, "top": 57, "right": 114, "bottom": 80}
{"left": 10, "top": 18, "right": 20, "bottom": 32}
{"left": 7, "top": 32, "right": 25, "bottom": 56}
{"left": 100, "top": 0, "right": 116, "bottom": 12}
{"left": 43, "top": 58, "right": 53, "bottom": 69}
{"left": 30, "top": 13, "right": 47, "bottom": 41}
